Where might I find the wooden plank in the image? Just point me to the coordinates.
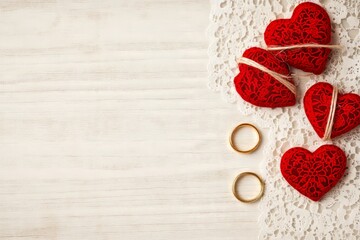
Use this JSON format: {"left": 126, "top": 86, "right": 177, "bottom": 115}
{"left": 0, "top": 1, "right": 261, "bottom": 239}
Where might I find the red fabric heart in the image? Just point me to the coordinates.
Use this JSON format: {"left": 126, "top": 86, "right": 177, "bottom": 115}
{"left": 234, "top": 47, "right": 296, "bottom": 108}
{"left": 281, "top": 145, "right": 347, "bottom": 201}
{"left": 304, "top": 82, "right": 360, "bottom": 139}
{"left": 264, "top": 2, "right": 332, "bottom": 75}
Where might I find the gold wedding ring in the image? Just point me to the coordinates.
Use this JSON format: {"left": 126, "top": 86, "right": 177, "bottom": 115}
{"left": 229, "top": 123, "right": 261, "bottom": 153}
{"left": 232, "top": 172, "right": 265, "bottom": 203}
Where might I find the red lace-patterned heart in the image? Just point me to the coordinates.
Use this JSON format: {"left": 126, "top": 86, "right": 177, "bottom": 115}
{"left": 281, "top": 145, "right": 347, "bottom": 201}
{"left": 304, "top": 82, "right": 360, "bottom": 139}
{"left": 234, "top": 47, "right": 296, "bottom": 108}
{"left": 264, "top": 2, "right": 332, "bottom": 75}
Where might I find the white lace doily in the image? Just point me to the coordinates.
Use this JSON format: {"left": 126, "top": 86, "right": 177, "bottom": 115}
{"left": 207, "top": 0, "right": 360, "bottom": 239}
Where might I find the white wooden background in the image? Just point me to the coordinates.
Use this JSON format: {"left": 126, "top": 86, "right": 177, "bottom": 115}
{"left": 0, "top": 1, "right": 266, "bottom": 239}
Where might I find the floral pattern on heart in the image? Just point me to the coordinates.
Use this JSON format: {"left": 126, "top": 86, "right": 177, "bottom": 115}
{"left": 281, "top": 145, "right": 347, "bottom": 201}
{"left": 304, "top": 82, "right": 360, "bottom": 139}
{"left": 234, "top": 47, "right": 296, "bottom": 108}
{"left": 264, "top": 2, "right": 332, "bottom": 74}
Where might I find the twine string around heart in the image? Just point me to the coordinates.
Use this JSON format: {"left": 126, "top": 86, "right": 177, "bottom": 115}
{"left": 266, "top": 43, "right": 342, "bottom": 51}
{"left": 237, "top": 57, "right": 296, "bottom": 95}
{"left": 323, "top": 86, "right": 338, "bottom": 141}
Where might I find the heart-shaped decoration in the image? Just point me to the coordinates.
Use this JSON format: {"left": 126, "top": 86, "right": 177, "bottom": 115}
{"left": 281, "top": 145, "right": 347, "bottom": 201}
{"left": 234, "top": 47, "right": 296, "bottom": 108}
{"left": 304, "top": 82, "right": 360, "bottom": 139}
{"left": 264, "top": 2, "right": 332, "bottom": 75}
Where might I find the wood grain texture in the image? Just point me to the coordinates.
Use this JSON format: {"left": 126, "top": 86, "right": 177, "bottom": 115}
{"left": 0, "top": 1, "right": 264, "bottom": 239}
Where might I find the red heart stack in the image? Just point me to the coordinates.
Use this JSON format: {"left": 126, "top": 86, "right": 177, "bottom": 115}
{"left": 232, "top": 2, "right": 360, "bottom": 201}
{"left": 234, "top": 2, "right": 333, "bottom": 108}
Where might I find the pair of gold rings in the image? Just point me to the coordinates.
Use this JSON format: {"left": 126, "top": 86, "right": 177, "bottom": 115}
{"left": 230, "top": 123, "right": 265, "bottom": 203}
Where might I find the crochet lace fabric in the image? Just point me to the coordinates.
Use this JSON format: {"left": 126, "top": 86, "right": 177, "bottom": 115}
{"left": 304, "top": 82, "right": 360, "bottom": 139}
{"left": 234, "top": 47, "right": 295, "bottom": 108}
{"left": 207, "top": 0, "right": 360, "bottom": 239}
{"left": 281, "top": 145, "right": 347, "bottom": 202}
{"left": 264, "top": 2, "right": 332, "bottom": 74}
